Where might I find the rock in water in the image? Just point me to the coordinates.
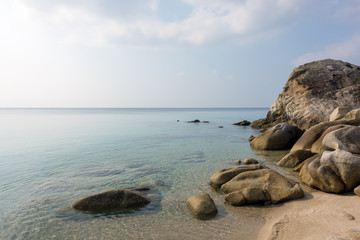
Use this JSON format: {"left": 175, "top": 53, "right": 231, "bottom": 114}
{"left": 233, "top": 120, "right": 251, "bottom": 126}
{"left": 243, "top": 158, "right": 259, "bottom": 164}
{"left": 186, "top": 194, "right": 218, "bottom": 220}
{"left": 300, "top": 150, "right": 360, "bottom": 193}
{"left": 250, "top": 123, "right": 303, "bottom": 150}
{"left": 251, "top": 59, "right": 360, "bottom": 130}
{"left": 221, "top": 169, "right": 304, "bottom": 204}
{"left": 72, "top": 189, "right": 150, "bottom": 211}
{"left": 209, "top": 164, "right": 264, "bottom": 188}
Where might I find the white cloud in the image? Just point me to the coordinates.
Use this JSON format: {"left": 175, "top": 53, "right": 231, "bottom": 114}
{"left": 9, "top": 0, "right": 310, "bottom": 46}
{"left": 177, "top": 71, "right": 185, "bottom": 77}
{"left": 293, "top": 35, "right": 360, "bottom": 66}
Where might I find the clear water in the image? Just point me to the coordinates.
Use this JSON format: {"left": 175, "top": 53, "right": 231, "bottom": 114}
{"left": 0, "top": 108, "right": 289, "bottom": 240}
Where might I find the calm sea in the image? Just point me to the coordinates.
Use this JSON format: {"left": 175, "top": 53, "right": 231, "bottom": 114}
{"left": 0, "top": 108, "right": 290, "bottom": 240}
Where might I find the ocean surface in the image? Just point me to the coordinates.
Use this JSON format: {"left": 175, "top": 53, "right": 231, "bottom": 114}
{"left": 0, "top": 108, "right": 291, "bottom": 240}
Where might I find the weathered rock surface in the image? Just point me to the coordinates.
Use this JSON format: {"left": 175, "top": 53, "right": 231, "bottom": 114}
{"left": 251, "top": 59, "right": 360, "bottom": 130}
{"left": 277, "top": 150, "right": 315, "bottom": 168}
{"left": 243, "top": 158, "right": 259, "bottom": 165}
{"left": 248, "top": 135, "right": 255, "bottom": 142}
{"left": 310, "top": 124, "right": 347, "bottom": 153}
{"left": 300, "top": 150, "right": 360, "bottom": 193}
{"left": 250, "top": 123, "right": 303, "bottom": 150}
{"left": 186, "top": 194, "right": 218, "bottom": 220}
{"left": 72, "top": 189, "right": 150, "bottom": 211}
{"left": 329, "top": 107, "right": 350, "bottom": 121}
{"left": 322, "top": 126, "right": 360, "bottom": 154}
{"left": 221, "top": 169, "right": 304, "bottom": 204}
{"left": 225, "top": 187, "right": 269, "bottom": 206}
{"left": 209, "top": 164, "right": 264, "bottom": 188}
{"left": 354, "top": 185, "right": 360, "bottom": 197}
{"left": 233, "top": 120, "right": 251, "bottom": 126}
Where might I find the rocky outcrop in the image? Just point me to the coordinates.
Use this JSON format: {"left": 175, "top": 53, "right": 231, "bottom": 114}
{"left": 300, "top": 150, "right": 360, "bottom": 193}
{"left": 277, "top": 150, "right": 315, "bottom": 168}
{"left": 186, "top": 194, "right": 218, "bottom": 220}
{"left": 250, "top": 123, "right": 303, "bottom": 150}
{"left": 72, "top": 189, "right": 150, "bottom": 211}
{"left": 221, "top": 169, "right": 304, "bottom": 204}
{"left": 209, "top": 164, "right": 264, "bottom": 188}
{"left": 329, "top": 107, "right": 350, "bottom": 121}
{"left": 251, "top": 59, "right": 360, "bottom": 130}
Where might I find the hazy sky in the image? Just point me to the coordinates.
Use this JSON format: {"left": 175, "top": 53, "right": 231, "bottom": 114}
{"left": 1, "top": 0, "right": 360, "bottom": 108}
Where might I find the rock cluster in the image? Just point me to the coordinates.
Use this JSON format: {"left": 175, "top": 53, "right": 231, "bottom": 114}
{"left": 251, "top": 59, "right": 360, "bottom": 130}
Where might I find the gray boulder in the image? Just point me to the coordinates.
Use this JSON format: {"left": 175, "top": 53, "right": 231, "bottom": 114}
{"left": 186, "top": 194, "right": 218, "bottom": 220}
{"left": 209, "top": 164, "right": 264, "bottom": 188}
{"left": 310, "top": 125, "right": 347, "bottom": 153}
{"left": 277, "top": 150, "right": 315, "bottom": 168}
{"left": 322, "top": 126, "right": 360, "bottom": 154}
{"left": 250, "top": 123, "right": 303, "bottom": 150}
{"left": 72, "top": 189, "right": 150, "bottom": 211}
{"left": 300, "top": 150, "right": 360, "bottom": 193}
{"left": 221, "top": 169, "right": 304, "bottom": 204}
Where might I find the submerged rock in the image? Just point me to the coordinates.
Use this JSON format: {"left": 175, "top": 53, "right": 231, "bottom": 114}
{"left": 250, "top": 123, "right": 303, "bottom": 150}
{"left": 221, "top": 169, "right": 304, "bottom": 204}
{"left": 186, "top": 194, "right": 218, "bottom": 220}
{"left": 72, "top": 189, "right": 150, "bottom": 211}
{"left": 251, "top": 59, "right": 360, "bottom": 130}
{"left": 209, "top": 164, "right": 264, "bottom": 188}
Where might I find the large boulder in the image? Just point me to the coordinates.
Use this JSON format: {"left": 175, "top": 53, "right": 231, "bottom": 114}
{"left": 322, "top": 126, "right": 360, "bottom": 154}
{"left": 277, "top": 150, "right": 315, "bottom": 168}
{"left": 251, "top": 59, "right": 360, "bottom": 130}
{"left": 300, "top": 150, "right": 360, "bottom": 193}
{"left": 250, "top": 123, "right": 303, "bottom": 150}
{"left": 310, "top": 125, "right": 347, "bottom": 153}
{"left": 221, "top": 169, "right": 304, "bottom": 204}
{"left": 329, "top": 107, "right": 350, "bottom": 121}
{"left": 186, "top": 194, "right": 218, "bottom": 220}
{"left": 209, "top": 164, "right": 264, "bottom": 188}
{"left": 72, "top": 189, "right": 150, "bottom": 211}
{"left": 225, "top": 187, "right": 269, "bottom": 206}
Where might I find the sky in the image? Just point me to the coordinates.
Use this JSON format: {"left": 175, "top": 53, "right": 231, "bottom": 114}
{"left": 0, "top": 0, "right": 360, "bottom": 108}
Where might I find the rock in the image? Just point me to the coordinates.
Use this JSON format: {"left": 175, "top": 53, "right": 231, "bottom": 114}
{"left": 300, "top": 150, "right": 360, "bottom": 193}
{"left": 250, "top": 123, "right": 303, "bottom": 150}
{"left": 310, "top": 125, "right": 347, "bottom": 153}
{"left": 277, "top": 150, "right": 315, "bottom": 168}
{"left": 209, "top": 164, "right": 264, "bottom": 188}
{"left": 225, "top": 187, "right": 269, "bottom": 206}
{"left": 354, "top": 186, "right": 360, "bottom": 196}
{"left": 235, "top": 159, "right": 241, "bottom": 164}
{"left": 188, "top": 119, "right": 201, "bottom": 123}
{"left": 343, "top": 108, "right": 360, "bottom": 122}
{"left": 251, "top": 59, "right": 360, "bottom": 130}
{"left": 248, "top": 135, "right": 255, "bottom": 142}
{"left": 322, "top": 126, "right": 360, "bottom": 154}
{"left": 233, "top": 120, "right": 251, "bottom": 126}
{"left": 329, "top": 107, "right": 350, "bottom": 121}
{"left": 221, "top": 169, "right": 304, "bottom": 204}
{"left": 218, "top": 126, "right": 224, "bottom": 128}
{"left": 72, "top": 189, "right": 150, "bottom": 211}
{"left": 243, "top": 158, "right": 259, "bottom": 164}
{"left": 202, "top": 121, "right": 210, "bottom": 123}
{"left": 186, "top": 194, "right": 218, "bottom": 220}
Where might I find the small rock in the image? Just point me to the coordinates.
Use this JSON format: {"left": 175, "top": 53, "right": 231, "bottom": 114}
{"left": 354, "top": 185, "right": 360, "bottom": 197}
{"left": 218, "top": 126, "right": 224, "bottom": 128}
{"left": 187, "top": 194, "right": 218, "bottom": 220}
{"left": 187, "top": 119, "right": 201, "bottom": 123}
{"left": 248, "top": 135, "right": 255, "bottom": 142}
{"left": 233, "top": 120, "right": 251, "bottom": 126}
{"left": 235, "top": 159, "right": 241, "bottom": 164}
{"left": 203, "top": 121, "right": 210, "bottom": 123}
{"left": 243, "top": 158, "right": 259, "bottom": 165}
{"left": 72, "top": 189, "right": 150, "bottom": 211}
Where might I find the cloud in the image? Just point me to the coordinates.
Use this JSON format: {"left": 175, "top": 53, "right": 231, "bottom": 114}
{"left": 293, "top": 35, "right": 360, "bottom": 66}
{"left": 177, "top": 71, "right": 185, "bottom": 77}
{"left": 11, "top": 0, "right": 310, "bottom": 46}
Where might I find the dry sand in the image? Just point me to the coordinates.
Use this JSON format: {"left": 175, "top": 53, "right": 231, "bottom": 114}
{"left": 257, "top": 186, "right": 360, "bottom": 240}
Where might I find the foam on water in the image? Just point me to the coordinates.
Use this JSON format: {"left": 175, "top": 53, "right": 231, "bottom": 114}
{"left": 0, "top": 108, "right": 291, "bottom": 239}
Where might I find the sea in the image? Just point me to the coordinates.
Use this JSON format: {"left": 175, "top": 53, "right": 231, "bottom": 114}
{"left": 0, "top": 108, "right": 291, "bottom": 240}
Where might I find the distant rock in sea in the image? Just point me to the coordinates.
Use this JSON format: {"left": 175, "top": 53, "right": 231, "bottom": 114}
{"left": 251, "top": 59, "right": 360, "bottom": 130}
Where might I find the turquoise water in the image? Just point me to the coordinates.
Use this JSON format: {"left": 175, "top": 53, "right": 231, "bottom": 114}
{"left": 0, "top": 108, "right": 289, "bottom": 240}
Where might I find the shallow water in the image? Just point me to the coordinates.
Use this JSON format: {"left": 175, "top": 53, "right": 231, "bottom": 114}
{"left": 0, "top": 108, "right": 291, "bottom": 239}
